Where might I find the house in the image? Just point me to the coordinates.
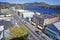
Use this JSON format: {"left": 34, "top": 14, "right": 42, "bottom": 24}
{"left": 0, "top": 20, "right": 14, "bottom": 40}
{"left": 31, "top": 13, "right": 59, "bottom": 29}
{"left": 44, "top": 21, "right": 60, "bottom": 40}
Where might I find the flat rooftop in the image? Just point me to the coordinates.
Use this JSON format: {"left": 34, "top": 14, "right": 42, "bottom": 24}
{"left": 35, "top": 13, "right": 57, "bottom": 19}
{"left": 0, "top": 20, "right": 14, "bottom": 30}
{"left": 0, "top": 13, "right": 7, "bottom": 15}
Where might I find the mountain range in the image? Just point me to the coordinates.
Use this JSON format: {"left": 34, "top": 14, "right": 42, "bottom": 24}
{"left": 23, "top": 2, "right": 60, "bottom": 10}
{"left": 0, "top": 2, "right": 10, "bottom": 4}
{"left": 0, "top": 2, "right": 60, "bottom": 10}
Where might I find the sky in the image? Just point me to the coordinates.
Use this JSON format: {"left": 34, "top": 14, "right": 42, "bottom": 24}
{"left": 0, "top": 0, "right": 60, "bottom": 5}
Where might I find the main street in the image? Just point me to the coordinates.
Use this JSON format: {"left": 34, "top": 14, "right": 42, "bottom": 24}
{"left": 12, "top": 14, "right": 41, "bottom": 40}
{"left": 9, "top": 10, "right": 53, "bottom": 40}
{"left": 14, "top": 15, "right": 52, "bottom": 40}
{"left": 11, "top": 10, "right": 46, "bottom": 40}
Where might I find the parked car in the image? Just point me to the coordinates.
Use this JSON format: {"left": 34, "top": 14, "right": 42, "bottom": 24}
{"left": 35, "top": 30, "right": 40, "bottom": 35}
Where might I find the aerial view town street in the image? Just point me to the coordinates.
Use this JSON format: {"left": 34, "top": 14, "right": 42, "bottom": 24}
{"left": 0, "top": 0, "right": 60, "bottom": 40}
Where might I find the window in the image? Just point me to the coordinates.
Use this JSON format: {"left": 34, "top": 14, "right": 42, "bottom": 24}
{"left": 59, "top": 31, "right": 60, "bottom": 34}
{"left": 45, "top": 29, "right": 56, "bottom": 35}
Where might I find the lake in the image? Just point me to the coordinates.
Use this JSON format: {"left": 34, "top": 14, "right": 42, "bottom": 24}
{"left": 25, "top": 6, "right": 60, "bottom": 14}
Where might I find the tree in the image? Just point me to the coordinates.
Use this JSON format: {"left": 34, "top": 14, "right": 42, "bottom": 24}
{"left": 52, "top": 13, "right": 60, "bottom": 20}
{"left": 0, "top": 4, "right": 3, "bottom": 8}
{"left": 15, "top": 5, "right": 21, "bottom": 9}
{"left": 5, "top": 25, "right": 28, "bottom": 40}
{"left": 5, "top": 38, "right": 10, "bottom": 40}
{"left": 9, "top": 25, "right": 27, "bottom": 38}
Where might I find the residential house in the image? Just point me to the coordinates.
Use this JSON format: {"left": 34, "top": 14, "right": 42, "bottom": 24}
{"left": 0, "top": 20, "right": 14, "bottom": 40}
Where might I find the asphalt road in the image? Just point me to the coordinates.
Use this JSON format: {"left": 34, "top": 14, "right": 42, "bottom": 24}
{"left": 12, "top": 14, "right": 40, "bottom": 40}
{"left": 11, "top": 10, "right": 46, "bottom": 40}
{"left": 1, "top": 9, "right": 53, "bottom": 40}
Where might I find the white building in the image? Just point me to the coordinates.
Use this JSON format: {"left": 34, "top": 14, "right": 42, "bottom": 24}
{"left": 1, "top": 9, "right": 8, "bottom": 13}
{"left": 0, "top": 25, "right": 4, "bottom": 40}
{"left": 0, "top": 13, "right": 13, "bottom": 21}
{"left": 16, "top": 10, "right": 35, "bottom": 21}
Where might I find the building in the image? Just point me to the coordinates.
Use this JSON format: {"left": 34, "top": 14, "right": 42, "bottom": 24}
{"left": 16, "top": 10, "right": 35, "bottom": 21}
{"left": 31, "top": 13, "right": 59, "bottom": 29}
{"left": 1, "top": 9, "right": 8, "bottom": 13}
{"left": 0, "top": 13, "right": 13, "bottom": 21}
{"left": 0, "top": 25, "right": 4, "bottom": 40}
{"left": 44, "top": 21, "right": 60, "bottom": 40}
{"left": 0, "top": 20, "right": 14, "bottom": 40}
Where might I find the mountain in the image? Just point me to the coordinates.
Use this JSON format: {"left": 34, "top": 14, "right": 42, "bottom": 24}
{"left": 0, "top": 2, "right": 23, "bottom": 9}
{"left": 0, "top": 2, "right": 11, "bottom": 8}
{"left": 23, "top": 2, "right": 60, "bottom": 10}
{"left": 23, "top": 2, "right": 49, "bottom": 6}
{"left": 0, "top": 2, "right": 10, "bottom": 4}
